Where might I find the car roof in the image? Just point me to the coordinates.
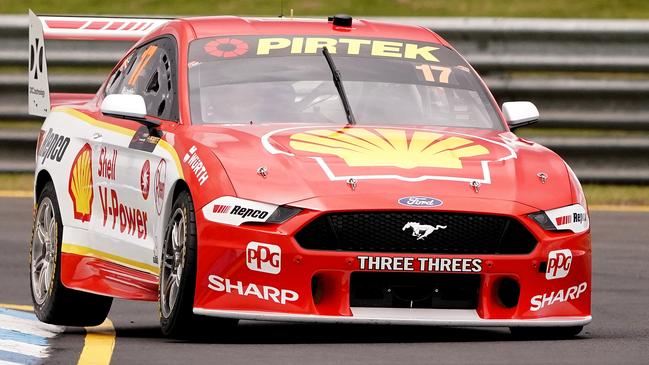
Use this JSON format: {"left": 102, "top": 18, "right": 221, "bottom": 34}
{"left": 179, "top": 16, "right": 448, "bottom": 45}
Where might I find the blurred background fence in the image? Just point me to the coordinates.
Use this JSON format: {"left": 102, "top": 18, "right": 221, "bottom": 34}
{"left": 1, "top": 15, "right": 648, "bottom": 183}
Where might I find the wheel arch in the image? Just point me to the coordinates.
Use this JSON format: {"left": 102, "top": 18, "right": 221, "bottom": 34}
{"left": 170, "top": 178, "right": 190, "bottom": 204}
{"left": 156, "top": 178, "right": 191, "bottom": 265}
{"left": 34, "top": 169, "right": 55, "bottom": 200}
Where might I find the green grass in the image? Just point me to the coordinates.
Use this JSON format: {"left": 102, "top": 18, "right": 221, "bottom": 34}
{"left": 516, "top": 128, "right": 649, "bottom": 138}
{"left": 506, "top": 71, "right": 649, "bottom": 80}
{"left": 1, "top": 172, "right": 648, "bottom": 205}
{"left": 0, "top": 65, "right": 111, "bottom": 75}
{"left": 0, "top": 173, "right": 33, "bottom": 191}
{"left": 6, "top": 0, "right": 649, "bottom": 18}
{"left": 584, "top": 185, "right": 649, "bottom": 206}
{"left": 0, "top": 121, "right": 42, "bottom": 129}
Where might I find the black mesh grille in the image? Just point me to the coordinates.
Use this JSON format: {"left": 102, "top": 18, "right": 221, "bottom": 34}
{"left": 295, "top": 212, "right": 537, "bottom": 254}
{"left": 350, "top": 272, "right": 480, "bottom": 309}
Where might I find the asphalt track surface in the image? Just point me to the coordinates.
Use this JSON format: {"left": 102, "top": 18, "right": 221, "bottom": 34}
{"left": 1, "top": 197, "right": 648, "bottom": 364}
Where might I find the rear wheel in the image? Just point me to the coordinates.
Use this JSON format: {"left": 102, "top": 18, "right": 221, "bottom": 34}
{"left": 159, "top": 190, "right": 237, "bottom": 338}
{"left": 30, "top": 182, "right": 112, "bottom": 326}
{"left": 509, "top": 326, "right": 583, "bottom": 339}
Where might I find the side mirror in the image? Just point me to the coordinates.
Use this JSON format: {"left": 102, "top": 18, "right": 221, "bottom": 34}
{"left": 100, "top": 94, "right": 147, "bottom": 119}
{"left": 502, "top": 101, "right": 539, "bottom": 131}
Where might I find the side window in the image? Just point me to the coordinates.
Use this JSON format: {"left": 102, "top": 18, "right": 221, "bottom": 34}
{"left": 105, "top": 50, "right": 137, "bottom": 95}
{"left": 105, "top": 37, "right": 178, "bottom": 121}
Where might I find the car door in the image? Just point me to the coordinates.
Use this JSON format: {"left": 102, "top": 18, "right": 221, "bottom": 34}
{"left": 90, "top": 37, "right": 179, "bottom": 276}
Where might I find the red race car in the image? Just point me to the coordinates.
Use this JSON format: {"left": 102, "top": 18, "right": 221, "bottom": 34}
{"left": 28, "top": 11, "right": 591, "bottom": 338}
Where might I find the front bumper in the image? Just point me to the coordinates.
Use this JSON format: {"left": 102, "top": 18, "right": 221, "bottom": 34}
{"left": 193, "top": 197, "right": 592, "bottom": 327}
{"left": 194, "top": 308, "right": 591, "bottom": 327}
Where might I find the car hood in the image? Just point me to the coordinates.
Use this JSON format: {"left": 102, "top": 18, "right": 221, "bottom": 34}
{"left": 190, "top": 124, "right": 573, "bottom": 211}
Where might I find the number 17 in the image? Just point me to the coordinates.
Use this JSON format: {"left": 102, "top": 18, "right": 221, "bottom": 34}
{"left": 415, "top": 64, "right": 452, "bottom": 83}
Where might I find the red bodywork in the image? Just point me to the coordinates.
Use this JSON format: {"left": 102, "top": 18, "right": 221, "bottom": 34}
{"left": 58, "top": 16, "right": 591, "bottom": 325}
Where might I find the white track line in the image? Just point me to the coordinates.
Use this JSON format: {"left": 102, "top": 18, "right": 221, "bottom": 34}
{"left": 0, "top": 339, "right": 50, "bottom": 359}
{"left": 0, "top": 314, "right": 63, "bottom": 338}
{"left": 0, "top": 360, "right": 25, "bottom": 365}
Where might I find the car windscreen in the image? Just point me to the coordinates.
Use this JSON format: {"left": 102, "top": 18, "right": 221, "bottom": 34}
{"left": 188, "top": 35, "right": 503, "bottom": 130}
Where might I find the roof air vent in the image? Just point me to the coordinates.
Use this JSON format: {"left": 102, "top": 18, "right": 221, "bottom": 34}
{"left": 329, "top": 14, "right": 352, "bottom": 27}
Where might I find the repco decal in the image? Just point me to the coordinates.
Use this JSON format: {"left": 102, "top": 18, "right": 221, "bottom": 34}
{"left": 68, "top": 144, "right": 93, "bottom": 222}
{"left": 213, "top": 205, "right": 269, "bottom": 219}
{"left": 99, "top": 187, "right": 148, "bottom": 239}
{"left": 38, "top": 128, "right": 70, "bottom": 164}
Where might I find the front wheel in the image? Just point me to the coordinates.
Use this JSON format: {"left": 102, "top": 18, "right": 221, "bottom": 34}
{"left": 159, "top": 190, "right": 237, "bottom": 338}
{"left": 509, "top": 326, "right": 583, "bottom": 339}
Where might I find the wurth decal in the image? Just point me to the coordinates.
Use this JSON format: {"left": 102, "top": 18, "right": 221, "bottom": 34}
{"left": 183, "top": 146, "right": 209, "bottom": 185}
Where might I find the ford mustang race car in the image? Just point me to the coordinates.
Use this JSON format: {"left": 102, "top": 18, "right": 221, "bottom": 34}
{"left": 28, "top": 11, "right": 591, "bottom": 338}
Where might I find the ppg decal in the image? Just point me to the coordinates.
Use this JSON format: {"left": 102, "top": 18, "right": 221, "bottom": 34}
{"left": 246, "top": 242, "right": 281, "bottom": 275}
{"left": 546, "top": 249, "right": 572, "bottom": 280}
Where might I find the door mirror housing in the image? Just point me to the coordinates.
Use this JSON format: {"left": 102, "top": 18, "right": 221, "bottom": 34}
{"left": 502, "top": 101, "right": 539, "bottom": 131}
{"left": 101, "top": 94, "right": 147, "bottom": 119}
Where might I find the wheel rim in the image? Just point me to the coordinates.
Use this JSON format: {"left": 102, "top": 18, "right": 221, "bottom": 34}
{"left": 161, "top": 208, "right": 187, "bottom": 318}
{"left": 30, "top": 197, "right": 57, "bottom": 305}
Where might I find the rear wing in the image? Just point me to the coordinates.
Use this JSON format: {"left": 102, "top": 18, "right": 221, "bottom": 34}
{"left": 28, "top": 9, "right": 170, "bottom": 117}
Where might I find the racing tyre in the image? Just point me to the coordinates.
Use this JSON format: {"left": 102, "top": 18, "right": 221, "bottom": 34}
{"left": 30, "top": 182, "right": 113, "bottom": 326}
{"left": 159, "top": 190, "right": 237, "bottom": 338}
{"left": 509, "top": 326, "right": 583, "bottom": 339}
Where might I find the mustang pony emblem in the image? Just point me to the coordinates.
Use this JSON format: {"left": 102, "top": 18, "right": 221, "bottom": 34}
{"left": 402, "top": 222, "right": 447, "bottom": 240}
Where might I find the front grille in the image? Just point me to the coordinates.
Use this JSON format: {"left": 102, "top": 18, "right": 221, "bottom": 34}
{"left": 350, "top": 272, "right": 480, "bottom": 309}
{"left": 295, "top": 212, "right": 537, "bottom": 254}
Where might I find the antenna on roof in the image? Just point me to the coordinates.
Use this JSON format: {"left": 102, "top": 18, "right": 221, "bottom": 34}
{"left": 279, "top": 0, "right": 284, "bottom": 18}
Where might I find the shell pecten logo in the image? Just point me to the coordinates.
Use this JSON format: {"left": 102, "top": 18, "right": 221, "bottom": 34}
{"left": 289, "top": 128, "right": 489, "bottom": 169}
{"left": 68, "top": 143, "right": 94, "bottom": 222}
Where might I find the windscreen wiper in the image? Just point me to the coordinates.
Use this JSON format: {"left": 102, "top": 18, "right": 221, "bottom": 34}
{"left": 321, "top": 46, "right": 356, "bottom": 125}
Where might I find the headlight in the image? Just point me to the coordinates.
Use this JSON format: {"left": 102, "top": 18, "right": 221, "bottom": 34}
{"left": 266, "top": 205, "right": 301, "bottom": 223}
{"left": 202, "top": 196, "right": 301, "bottom": 226}
{"left": 529, "top": 204, "right": 589, "bottom": 233}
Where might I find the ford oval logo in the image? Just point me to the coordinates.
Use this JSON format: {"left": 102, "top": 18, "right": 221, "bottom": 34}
{"left": 398, "top": 196, "right": 443, "bottom": 208}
